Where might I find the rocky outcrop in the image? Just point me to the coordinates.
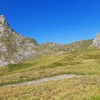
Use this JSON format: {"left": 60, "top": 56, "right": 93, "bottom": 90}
{"left": 0, "top": 15, "right": 39, "bottom": 67}
{"left": 91, "top": 33, "right": 100, "bottom": 48}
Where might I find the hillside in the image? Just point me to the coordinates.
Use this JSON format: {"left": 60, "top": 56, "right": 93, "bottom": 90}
{"left": 1, "top": 15, "right": 100, "bottom": 100}
{"left": 0, "top": 48, "right": 100, "bottom": 86}
{"left": 0, "top": 48, "right": 100, "bottom": 99}
{"left": 40, "top": 39, "right": 93, "bottom": 54}
{"left": 0, "top": 15, "right": 39, "bottom": 67}
{"left": 0, "top": 15, "right": 94, "bottom": 67}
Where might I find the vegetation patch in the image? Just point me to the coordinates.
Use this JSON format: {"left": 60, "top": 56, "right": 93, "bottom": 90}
{"left": 7, "top": 63, "right": 34, "bottom": 72}
{"left": 0, "top": 48, "right": 100, "bottom": 99}
{"left": 0, "top": 76, "right": 100, "bottom": 100}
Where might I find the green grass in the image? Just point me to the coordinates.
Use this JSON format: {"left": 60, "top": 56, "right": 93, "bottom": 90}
{"left": 0, "top": 48, "right": 100, "bottom": 86}
{"left": 7, "top": 63, "right": 35, "bottom": 72}
{"left": 0, "top": 76, "right": 100, "bottom": 100}
{"left": 1, "top": 48, "right": 100, "bottom": 99}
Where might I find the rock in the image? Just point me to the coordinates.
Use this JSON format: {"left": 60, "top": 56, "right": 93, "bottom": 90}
{"left": 0, "top": 15, "right": 39, "bottom": 67}
{"left": 91, "top": 33, "right": 100, "bottom": 48}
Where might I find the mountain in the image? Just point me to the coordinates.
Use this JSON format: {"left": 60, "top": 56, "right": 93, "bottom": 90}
{"left": 91, "top": 33, "right": 100, "bottom": 48}
{"left": 40, "top": 40, "right": 93, "bottom": 54}
{"left": 0, "top": 15, "right": 93, "bottom": 67}
{"left": 0, "top": 15, "right": 39, "bottom": 67}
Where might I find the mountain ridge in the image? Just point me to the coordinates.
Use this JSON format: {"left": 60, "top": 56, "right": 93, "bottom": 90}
{"left": 0, "top": 15, "right": 40, "bottom": 67}
{"left": 0, "top": 15, "right": 99, "bottom": 67}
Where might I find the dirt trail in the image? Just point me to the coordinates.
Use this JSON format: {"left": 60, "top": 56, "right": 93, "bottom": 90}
{"left": 1, "top": 74, "right": 77, "bottom": 88}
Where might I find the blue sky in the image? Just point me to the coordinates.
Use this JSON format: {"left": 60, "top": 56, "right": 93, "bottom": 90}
{"left": 0, "top": 0, "right": 100, "bottom": 44}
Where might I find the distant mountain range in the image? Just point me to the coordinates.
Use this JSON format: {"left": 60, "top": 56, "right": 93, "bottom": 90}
{"left": 0, "top": 15, "right": 99, "bottom": 67}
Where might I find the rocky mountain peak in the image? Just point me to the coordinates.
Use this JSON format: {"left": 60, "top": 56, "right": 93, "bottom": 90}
{"left": 91, "top": 33, "right": 100, "bottom": 48}
{"left": 0, "top": 15, "right": 5, "bottom": 23}
{"left": 0, "top": 15, "right": 8, "bottom": 25}
{"left": 0, "top": 15, "right": 39, "bottom": 67}
{"left": 0, "top": 15, "right": 9, "bottom": 32}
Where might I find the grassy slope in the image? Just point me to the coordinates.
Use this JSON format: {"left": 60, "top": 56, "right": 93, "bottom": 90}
{"left": 1, "top": 48, "right": 100, "bottom": 99}
{"left": 1, "top": 76, "right": 100, "bottom": 100}
{"left": 0, "top": 48, "right": 100, "bottom": 86}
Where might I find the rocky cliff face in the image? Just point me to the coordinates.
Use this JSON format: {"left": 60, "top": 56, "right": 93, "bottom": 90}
{"left": 0, "top": 15, "right": 39, "bottom": 67}
{"left": 91, "top": 33, "right": 100, "bottom": 48}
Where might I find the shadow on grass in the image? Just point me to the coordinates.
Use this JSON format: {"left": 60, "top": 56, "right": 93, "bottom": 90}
{"left": 7, "top": 63, "right": 34, "bottom": 72}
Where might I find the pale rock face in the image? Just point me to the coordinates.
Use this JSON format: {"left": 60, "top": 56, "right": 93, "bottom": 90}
{"left": 0, "top": 15, "right": 9, "bottom": 27}
{"left": 0, "top": 15, "right": 39, "bottom": 67}
{"left": 0, "top": 26, "right": 4, "bottom": 32}
{"left": 0, "top": 15, "right": 5, "bottom": 23}
{"left": 0, "top": 15, "right": 9, "bottom": 32}
{"left": 91, "top": 33, "right": 100, "bottom": 48}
